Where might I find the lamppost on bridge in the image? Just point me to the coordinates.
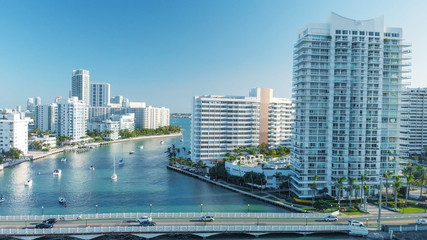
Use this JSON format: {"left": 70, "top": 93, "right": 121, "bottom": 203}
{"left": 257, "top": 216, "right": 259, "bottom": 225}
{"left": 41, "top": 206, "right": 44, "bottom": 216}
{"left": 150, "top": 203, "right": 153, "bottom": 215}
{"left": 96, "top": 204, "right": 98, "bottom": 214}
{"left": 200, "top": 204, "right": 203, "bottom": 213}
{"left": 366, "top": 218, "right": 369, "bottom": 228}
{"left": 247, "top": 204, "right": 250, "bottom": 213}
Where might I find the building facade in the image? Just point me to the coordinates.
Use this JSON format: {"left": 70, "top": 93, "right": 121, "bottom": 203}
{"left": 90, "top": 82, "right": 111, "bottom": 107}
{"left": 71, "top": 69, "right": 90, "bottom": 105}
{"left": 0, "top": 113, "right": 29, "bottom": 154}
{"left": 34, "top": 103, "right": 57, "bottom": 132}
{"left": 291, "top": 13, "right": 410, "bottom": 198}
{"left": 400, "top": 88, "right": 427, "bottom": 155}
{"left": 191, "top": 88, "right": 292, "bottom": 163}
{"left": 27, "top": 98, "right": 34, "bottom": 112}
{"left": 56, "top": 97, "right": 87, "bottom": 140}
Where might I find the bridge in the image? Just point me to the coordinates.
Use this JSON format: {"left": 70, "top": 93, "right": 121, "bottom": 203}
{"left": 0, "top": 212, "right": 368, "bottom": 239}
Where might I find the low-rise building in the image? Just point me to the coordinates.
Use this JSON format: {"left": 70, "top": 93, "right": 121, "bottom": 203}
{"left": 0, "top": 113, "right": 29, "bottom": 154}
{"left": 225, "top": 154, "right": 291, "bottom": 189}
{"left": 87, "top": 120, "right": 120, "bottom": 140}
{"left": 30, "top": 134, "right": 57, "bottom": 148}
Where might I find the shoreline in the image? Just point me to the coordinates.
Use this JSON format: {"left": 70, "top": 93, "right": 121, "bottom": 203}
{"left": 2, "top": 132, "right": 182, "bottom": 168}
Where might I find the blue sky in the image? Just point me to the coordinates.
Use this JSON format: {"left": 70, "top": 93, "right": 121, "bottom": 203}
{"left": 1, "top": 0, "right": 426, "bottom": 113}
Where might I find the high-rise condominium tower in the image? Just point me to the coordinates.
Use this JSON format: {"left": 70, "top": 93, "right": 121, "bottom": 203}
{"left": 291, "top": 13, "right": 411, "bottom": 198}
{"left": 71, "top": 69, "right": 90, "bottom": 105}
{"left": 90, "top": 82, "right": 111, "bottom": 107}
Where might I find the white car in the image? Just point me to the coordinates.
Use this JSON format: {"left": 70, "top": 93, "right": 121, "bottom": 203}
{"left": 324, "top": 215, "right": 338, "bottom": 222}
{"left": 136, "top": 216, "right": 152, "bottom": 223}
{"left": 200, "top": 215, "right": 215, "bottom": 222}
{"left": 416, "top": 218, "right": 427, "bottom": 225}
{"left": 348, "top": 220, "right": 364, "bottom": 227}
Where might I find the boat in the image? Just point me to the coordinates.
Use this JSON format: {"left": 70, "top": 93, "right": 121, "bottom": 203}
{"left": 119, "top": 159, "right": 124, "bottom": 165}
{"left": 139, "top": 146, "right": 144, "bottom": 150}
{"left": 61, "top": 157, "right": 67, "bottom": 162}
{"left": 89, "top": 165, "right": 95, "bottom": 170}
{"left": 111, "top": 157, "right": 118, "bottom": 180}
{"left": 53, "top": 169, "right": 62, "bottom": 175}
{"left": 58, "top": 196, "right": 66, "bottom": 204}
{"left": 180, "top": 138, "right": 184, "bottom": 142}
{"left": 24, "top": 179, "right": 33, "bottom": 186}
{"left": 129, "top": 151, "right": 135, "bottom": 154}
{"left": 160, "top": 141, "right": 164, "bottom": 145}
{"left": 0, "top": 195, "right": 5, "bottom": 203}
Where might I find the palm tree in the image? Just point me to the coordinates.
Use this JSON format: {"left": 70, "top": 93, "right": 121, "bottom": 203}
{"left": 348, "top": 178, "right": 356, "bottom": 208}
{"left": 415, "top": 165, "right": 427, "bottom": 199}
{"left": 403, "top": 173, "right": 414, "bottom": 207}
{"left": 284, "top": 174, "right": 292, "bottom": 198}
{"left": 360, "top": 173, "right": 365, "bottom": 206}
{"left": 273, "top": 172, "right": 283, "bottom": 195}
{"left": 384, "top": 171, "right": 391, "bottom": 207}
{"left": 311, "top": 176, "right": 319, "bottom": 207}
{"left": 363, "top": 184, "right": 369, "bottom": 211}
{"left": 393, "top": 176, "right": 403, "bottom": 210}
{"left": 336, "top": 177, "right": 346, "bottom": 209}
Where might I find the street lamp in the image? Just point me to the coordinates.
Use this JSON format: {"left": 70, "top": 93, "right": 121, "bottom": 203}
{"left": 200, "top": 204, "right": 203, "bottom": 213}
{"left": 41, "top": 206, "right": 44, "bottom": 215}
{"left": 257, "top": 216, "right": 259, "bottom": 225}
{"left": 330, "top": 204, "right": 333, "bottom": 213}
{"left": 366, "top": 218, "right": 369, "bottom": 228}
{"left": 247, "top": 204, "right": 250, "bottom": 213}
{"left": 150, "top": 203, "right": 153, "bottom": 214}
{"left": 96, "top": 204, "right": 98, "bottom": 214}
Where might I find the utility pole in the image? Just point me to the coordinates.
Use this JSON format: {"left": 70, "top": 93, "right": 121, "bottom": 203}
{"left": 377, "top": 178, "right": 382, "bottom": 230}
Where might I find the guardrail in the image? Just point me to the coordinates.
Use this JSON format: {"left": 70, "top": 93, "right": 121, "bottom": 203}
{"left": 383, "top": 224, "right": 427, "bottom": 232}
{"left": 0, "top": 225, "right": 361, "bottom": 236}
{"left": 0, "top": 212, "right": 330, "bottom": 221}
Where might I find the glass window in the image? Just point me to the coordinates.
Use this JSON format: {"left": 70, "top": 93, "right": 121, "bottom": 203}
{"left": 336, "top": 30, "right": 341, "bottom": 34}
{"left": 343, "top": 30, "right": 348, "bottom": 34}
{"left": 352, "top": 31, "right": 358, "bottom": 35}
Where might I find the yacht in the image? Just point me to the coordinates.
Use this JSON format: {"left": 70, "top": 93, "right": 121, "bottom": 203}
{"left": 24, "top": 179, "right": 33, "bottom": 186}
{"left": 180, "top": 138, "right": 184, "bottom": 142}
{"left": 0, "top": 195, "right": 5, "bottom": 203}
{"left": 60, "top": 157, "right": 67, "bottom": 162}
{"left": 111, "top": 157, "right": 118, "bottom": 180}
{"left": 58, "top": 196, "right": 66, "bottom": 204}
{"left": 89, "top": 165, "right": 95, "bottom": 170}
{"left": 139, "top": 146, "right": 144, "bottom": 150}
{"left": 53, "top": 169, "right": 62, "bottom": 175}
{"left": 160, "top": 141, "right": 164, "bottom": 145}
{"left": 119, "top": 159, "right": 124, "bottom": 165}
{"left": 129, "top": 151, "right": 135, "bottom": 154}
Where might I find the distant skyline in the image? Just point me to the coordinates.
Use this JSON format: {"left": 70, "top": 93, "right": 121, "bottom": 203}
{"left": 1, "top": 0, "right": 426, "bottom": 113}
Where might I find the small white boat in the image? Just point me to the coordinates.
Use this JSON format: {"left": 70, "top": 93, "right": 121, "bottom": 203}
{"left": 53, "top": 169, "right": 62, "bottom": 175}
{"left": 24, "top": 179, "right": 33, "bottom": 186}
{"left": 180, "top": 138, "right": 184, "bottom": 142}
{"left": 89, "top": 165, "right": 95, "bottom": 170}
{"left": 61, "top": 157, "right": 67, "bottom": 162}
{"left": 58, "top": 196, "right": 66, "bottom": 204}
{"left": 111, "top": 173, "right": 117, "bottom": 180}
{"left": 119, "top": 159, "right": 124, "bottom": 165}
{"left": 160, "top": 141, "right": 164, "bottom": 145}
{"left": 139, "top": 146, "right": 144, "bottom": 150}
{"left": 129, "top": 151, "right": 135, "bottom": 154}
{"left": 0, "top": 195, "right": 5, "bottom": 203}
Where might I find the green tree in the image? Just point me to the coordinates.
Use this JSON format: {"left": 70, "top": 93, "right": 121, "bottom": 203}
{"left": 403, "top": 164, "right": 415, "bottom": 207}
{"left": 348, "top": 178, "right": 356, "bottom": 208}
{"left": 273, "top": 172, "right": 283, "bottom": 195}
{"left": 311, "top": 175, "right": 319, "bottom": 207}
{"left": 384, "top": 171, "right": 391, "bottom": 207}
{"left": 5, "top": 147, "right": 23, "bottom": 159}
{"left": 393, "top": 176, "right": 403, "bottom": 209}
{"left": 335, "top": 177, "right": 346, "bottom": 209}
{"left": 415, "top": 165, "right": 427, "bottom": 199}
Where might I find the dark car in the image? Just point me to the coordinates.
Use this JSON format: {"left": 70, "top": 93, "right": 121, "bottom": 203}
{"left": 140, "top": 221, "right": 156, "bottom": 226}
{"left": 35, "top": 222, "right": 53, "bottom": 228}
{"left": 43, "top": 218, "right": 57, "bottom": 224}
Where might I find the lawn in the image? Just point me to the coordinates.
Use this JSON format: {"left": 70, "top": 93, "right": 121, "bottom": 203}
{"left": 399, "top": 206, "right": 427, "bottom": 213}
{"left": 343, "top": 211, "right": 369, "bottom": 215}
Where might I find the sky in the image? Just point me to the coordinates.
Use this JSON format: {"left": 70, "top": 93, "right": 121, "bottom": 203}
{"left": 1, "top": 0, "right": 426, "bottom": 113}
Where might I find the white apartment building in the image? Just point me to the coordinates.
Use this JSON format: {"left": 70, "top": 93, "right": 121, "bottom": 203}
{"left": 71, "top": 69, "right": 90, "bottom": 105}
{"left": 127, "top": 104, "right": 170, "bottom": 129}
{"left": 35, "top": 97, "right": 42, "bottom": 106}
{"left": 191, "top": 88, "right": 293, "bottom": 163}
{"left": 56, "top": 97, "right": 87, "bottom": 140}
{"left": 291, "top": 13, "right": 411, "bottom": 198}
{"left": 34, "top": 103, "right": 57, "bottom": 132}
{"left": 90, "top": 82, "right": 111, "bottom": 107}
{"left": 400, "top": 88, "right": 427, "bottom": 155}
{"left": 30, "top": 134, "right": 57, "bottom": 148}
{"left": 0, "top": 113, "right": 29, "bottom": 154}
{"left": 87, "top": 120, "right": 120, "bottom": 140}
{"left": 27, "top": 98, "right": 34, "bottom": 112}
{"left": 111, "top": 113, "right": 135, "bottom": 131}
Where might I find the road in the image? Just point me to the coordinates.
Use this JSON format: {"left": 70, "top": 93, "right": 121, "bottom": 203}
{"left": 0, "top": 214, "right": 426, "bottom": 229}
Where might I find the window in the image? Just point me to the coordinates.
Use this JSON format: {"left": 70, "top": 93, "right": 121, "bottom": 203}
{"left": 352, "top": 31, "right": 358, "bottom": 35}
{"left": 343, "top": 30, "right": 348, "bottom": 34}
{"left": 360, "top": 31, "right": 365, "bottom": 35}
{"left": 336, "top": 30, "right": 341, "bottom": 34}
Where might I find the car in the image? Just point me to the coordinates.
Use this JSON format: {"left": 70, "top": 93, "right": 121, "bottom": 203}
{"left": 136, "top": 216, "right": 152, "bottom": 223}
{"left": 140, "top": 220, "right": 156, "bottom": 226}
{"left": 43, "top": 218, "right": 57, "bottom": 224}
{"left": 35, "top": 222, "right": 53, "bottom": 228}
{"left": 324, "top": 215, "right": 338, "bottom": 222}
{"left": 416, "top": 218, "right": 427, "bottom": 225}
{"left": 200, "top": 215, "right": 214, "bottom": 222}
{"left": 348, "top": 220, "right": 364, "bottom": 227}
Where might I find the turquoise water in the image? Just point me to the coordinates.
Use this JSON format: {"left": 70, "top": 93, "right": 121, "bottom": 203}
{"left": 0, "top": 118, "right": 288, "bottom": 216}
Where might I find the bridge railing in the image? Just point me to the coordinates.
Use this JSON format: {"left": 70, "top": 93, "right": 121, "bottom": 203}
{"left": 0, "top": 212, "right": 330, "bottom": 221}
{"left": 383, "top": 224, "right": 427, "bottom": 232}
{"left": 0, "top": 225, "right": 362, "bottom": 236}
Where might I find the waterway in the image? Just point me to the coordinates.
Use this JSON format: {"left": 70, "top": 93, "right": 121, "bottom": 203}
{"left": 0, "top": 118, "right": 288, "bottom": 216}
